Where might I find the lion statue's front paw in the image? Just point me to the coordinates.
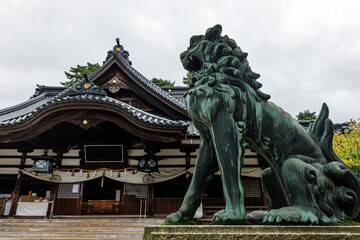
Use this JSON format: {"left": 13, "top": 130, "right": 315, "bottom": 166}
{"left": 263, "top": 207, "right": 319, "bottom": 224}
{"left": 164, "top": 211, "right": 194, "bottom": 225}
{"left": 212, "top": 209, "right": 246, "bottom": 222}
{"left": 213, "top": 209, "right": 227, "bottom": 221}
{"left": 165, "top": 211, "right": 183, "bottom": 223}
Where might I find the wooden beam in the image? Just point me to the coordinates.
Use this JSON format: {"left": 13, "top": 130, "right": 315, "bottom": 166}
{"left": 9, "top": 152, "right": 27, "bottom": 216}
{"left": 0, "top": 107, "right": 186, "bottom": 143}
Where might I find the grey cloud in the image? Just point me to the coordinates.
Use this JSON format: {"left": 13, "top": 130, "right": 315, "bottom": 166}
{"left": 0, "top": 0, "right": 359, "bottom": 123}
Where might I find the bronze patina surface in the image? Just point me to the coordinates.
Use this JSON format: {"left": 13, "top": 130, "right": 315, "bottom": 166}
{"left": 165, "top": 25, "right": 360, "bottom": 224}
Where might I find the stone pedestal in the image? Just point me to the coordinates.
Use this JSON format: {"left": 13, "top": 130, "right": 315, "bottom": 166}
{"left": 143, "top": 225, "right": 360, "bottom": 240}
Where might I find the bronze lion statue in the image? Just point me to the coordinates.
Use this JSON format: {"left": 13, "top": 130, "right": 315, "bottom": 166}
{"left": 166, "top": 24, "right": 360, "bottom": 224}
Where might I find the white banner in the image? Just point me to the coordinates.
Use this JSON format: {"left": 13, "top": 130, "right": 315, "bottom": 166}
{"left": 16, "top": 166, "right": 261, "bottom": 185}
{"left": 16, "top": 202, "right": 49, "bottom": 216}
{"left": 19, "top": 168, "right": 190, "bottom": 184}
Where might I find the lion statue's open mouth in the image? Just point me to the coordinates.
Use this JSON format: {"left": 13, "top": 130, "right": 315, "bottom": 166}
{"left": 165, "top": 24, "right": 360, "bottom": 225}
{"left": 180, "top": 52, "right": 202, "bottom": 72}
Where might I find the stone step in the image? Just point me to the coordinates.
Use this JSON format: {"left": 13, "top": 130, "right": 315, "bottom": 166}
{"left": 0, "top": 218, "right": 159, "bottom": 222}
{"left": 0, "top": 218, "right": 165, "bottom": 240}
{"left": 0, "top": 229, "right": 143, "bottom": 232}
{"left": 0, "top": 234, "right": 141, "bottom": 240}
{"left": 149, "top": 232, "right": 360, "bottom": 240}
{"left": 0, "top": 219, "right": 163, "bottom": 225}
{"left": 0, "top": 231, "right": 144, "bottom": 239}
{"left": 0, "top": 223, "right": 154, "bottom": 227}
{"left": 144, "top": 225, "right": 360, "bottom": 240}
{"left": 145, "top": 225, "right": 360, "bottom": 233}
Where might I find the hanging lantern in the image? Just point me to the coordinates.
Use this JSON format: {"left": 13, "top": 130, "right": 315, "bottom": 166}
{"left": 137, "top": 154, "right": 160, "bottom": 173}
{"left": 31, "top": 149, "right": 56, "bottom": 174}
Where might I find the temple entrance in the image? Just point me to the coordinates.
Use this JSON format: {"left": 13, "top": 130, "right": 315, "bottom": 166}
{"left": 82, "top": 178, "right": 123, "bottom": 215}
{"left": 0, "top": 175, "right": 16, "bottom": 216}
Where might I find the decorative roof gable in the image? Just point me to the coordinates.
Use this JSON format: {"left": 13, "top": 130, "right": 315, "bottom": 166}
{"left": 67, "top": 74, "right": 106, "bottom": 97}
{"left": 104, "top": 38, "right": 132, "bottom": 65}
{"left": 89, "top": 39, "right": 188, "bottom": 119}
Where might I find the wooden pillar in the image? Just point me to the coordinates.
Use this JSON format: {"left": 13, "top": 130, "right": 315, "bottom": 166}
{"left": 77, "top": 182, "right": 84, "bottom": 215}
{"left": 185, "top": 151, "right": 191, "bottom": 170}
{"left": 48, "top": 148, "right": 64, "bottom": 217}
{"left": 9, "top": 152, "right": 27, "bottom": 216}
{"left": 54, "top": 148, "right": 66, "bottom": 168}
{"left": 185, "top": 151, "right": 192, "bottom": 189}
{"left": 147, "top": 184, "right": 154, "bottom": 216}
{"left": 46, "top": 183, "right": 59, "bottom": 218}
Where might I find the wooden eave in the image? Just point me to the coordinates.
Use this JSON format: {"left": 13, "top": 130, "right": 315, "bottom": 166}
{"left": 0, "top": 101, "right": 188, "bottom": 144}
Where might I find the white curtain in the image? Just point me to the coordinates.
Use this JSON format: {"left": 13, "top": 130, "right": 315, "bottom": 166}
{"left": 17, "top": 166, "right": 261, "bottom": 184}
{"left": 19, "top": 168, "right": 189, "bottom": 184}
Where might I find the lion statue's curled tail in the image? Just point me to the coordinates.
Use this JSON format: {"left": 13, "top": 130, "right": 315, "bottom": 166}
{"left": 309, "top": 103, "right": 360, "bottom": 220}
{"left": 165, "top": 24, "right": 360, "bottom": 224}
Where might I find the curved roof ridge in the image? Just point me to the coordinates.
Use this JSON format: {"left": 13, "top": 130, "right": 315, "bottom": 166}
{"left": 0, "top": 93, "right": 49, "bottom": 116}
{"left": 0, "top": 94, "right": 189, "bottom": 129}
{"left": 53, "top": 73, "right": 107, "bottom": 100}
{"left": 33, "top": 85, "right": 66, "bottom": 97}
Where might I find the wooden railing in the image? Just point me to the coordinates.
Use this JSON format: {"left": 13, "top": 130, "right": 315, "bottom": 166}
{"left": 81, "top": 200, "right": 121, "bottom": 215}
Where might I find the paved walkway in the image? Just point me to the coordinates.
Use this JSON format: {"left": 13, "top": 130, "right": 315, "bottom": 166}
{"left": 0, "top": 218, "right": 164, "bottom": 240}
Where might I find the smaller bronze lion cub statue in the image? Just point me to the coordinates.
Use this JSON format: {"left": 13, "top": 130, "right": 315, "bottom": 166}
{"left": 165, "top": 24, "right": 360, "bottom": 224}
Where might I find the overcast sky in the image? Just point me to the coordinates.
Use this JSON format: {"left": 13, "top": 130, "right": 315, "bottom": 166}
{"left": 0, "top": 0, "right": 359, "bottom": 123}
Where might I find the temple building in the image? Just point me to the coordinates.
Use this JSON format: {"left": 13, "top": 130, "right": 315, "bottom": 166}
{"left": 0, "top": 40, "right": 347, "bottom": 218}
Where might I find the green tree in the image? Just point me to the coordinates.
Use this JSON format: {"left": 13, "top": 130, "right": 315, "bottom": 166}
{"left": 296, "top": 110, "right": 317, "bottom": 120}
{"left": 61, "top": 62, "right": 101, "bottom": 87}
{"left": 333, "top": 119, "right": 360, "bottom": 178}
{"left": 151, "top": 78, "right": 175, "bottom": 87}
{"left": 183, "top": 72, "right": 193, "bottom": 86}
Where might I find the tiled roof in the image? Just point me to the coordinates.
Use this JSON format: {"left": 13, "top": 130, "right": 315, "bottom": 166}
{"left": 105, "top": 55, "right": 187, "bottom": 111}
{"left": 0, "top": 39, "right": 194, "bottom": 134}
{"left": 0, "top": 93, "right": 190, "bottom": 130}
{"left": 100, "top": 39, "right": 187, "bottom": 111}
{"left": 298, "top": 120, "right": 348, "bottom": 132}
{"left": 0, "top": 93, "right": 52, "bottom": 122}
{"left": 33, "top": 85, "right": 66, "bottom": 97}
{"left": 161, "top": 87, "right": 188, "bottom": 105}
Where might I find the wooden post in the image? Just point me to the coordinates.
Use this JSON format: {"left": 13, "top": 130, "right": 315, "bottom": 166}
{"left": 185, "top": 151, "right": 191, "bottom": 170}
{"left": 9, "top": 152, "right": 27, "bottom": 216}
{"left": 47, "top": 148, "right": 64, "bottom": 217}
{"left": 54, "top": 148, "right": 65, "bottom": 168}
{"left": 147, "top": 184, "right": 154, "bottom": 216}
{"left": 77, "top": 182, "right": 84, "bottom": 215}
{"left": 46, "top": 183, "right": 58, "bottom": 218}
{"left": 185, "top": 151, "right": 191, "bottom": 189}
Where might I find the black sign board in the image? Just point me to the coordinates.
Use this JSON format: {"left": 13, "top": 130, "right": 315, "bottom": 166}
{"left": 84, "top": 145, "right": 124, "bottom": 163}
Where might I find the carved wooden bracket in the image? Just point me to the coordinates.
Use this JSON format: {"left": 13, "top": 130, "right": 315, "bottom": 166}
{"left": 104, "top": 76, "right": 130, "bottom": 93}
{"left": 68, "top": 119, "right": 103, "bottom": 130}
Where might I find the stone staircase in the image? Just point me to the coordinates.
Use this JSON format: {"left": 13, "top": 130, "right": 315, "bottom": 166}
{"left": 0, "top": 218, "right": 164, "bottom": 240}
{"left": 144, "top": 225, "right": 360, "bottom": 240}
